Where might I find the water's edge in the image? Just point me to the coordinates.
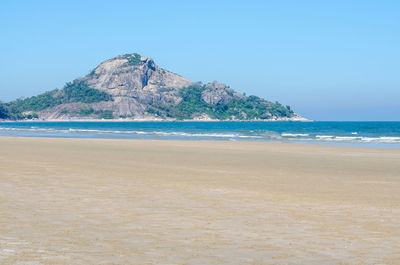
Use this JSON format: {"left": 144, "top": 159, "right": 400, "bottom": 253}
{"left": 1, "top": 121, "right": 399, "bottom": 148}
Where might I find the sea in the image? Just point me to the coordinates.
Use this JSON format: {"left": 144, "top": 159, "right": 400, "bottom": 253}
{"left": 0, "top": 121, "right": 399, "bottom": 148}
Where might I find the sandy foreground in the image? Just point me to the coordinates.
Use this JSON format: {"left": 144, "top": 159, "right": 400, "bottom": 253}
{"left": 0, "top": 137, "right": 399, "bottom": 265}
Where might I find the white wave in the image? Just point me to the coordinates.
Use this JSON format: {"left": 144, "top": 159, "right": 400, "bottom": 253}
{"left": 150, "top": 131, "right": 259, "bottom": 138}
{"left": 281, "top": 133, "right": 310, "bottom": 137}
{"left": 333, "top": 136, "right": 361, "bottom": 141}
{"left": 0, "top": 127, "right": 69, "bottom": 133}
{"left": 1, "top": 126, "right": 399, "bottom": 144}
{"left": 379, "top": 137, "right": 400, "bottom": 140}
{"left": 316, "top": 135, "right": 335, "bottom": 139}
{"left": 0, "top": 126, "right": 265, "bottom": 139}
{"left": 375, "top": 137, "right": 400, "bottom": 143}
{"left": 68, "top": 128, "right": 107, "bottom": 133}
{"left": 312, "top": 135, "right": 400, "bottom": 144}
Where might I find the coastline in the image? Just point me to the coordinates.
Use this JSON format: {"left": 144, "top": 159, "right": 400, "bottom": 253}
{"left": 0, "top": 115, "right": 312, "bottom": 122}
{"left": 1, "top": 136, "right": 399, "bottom": 264}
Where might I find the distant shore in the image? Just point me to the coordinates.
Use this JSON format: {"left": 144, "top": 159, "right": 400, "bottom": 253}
{"left": 0, "top": 137, "right": 399, "bottom": 264}
{"left": 0, "top": 116, "right": 312, "bottom": 122}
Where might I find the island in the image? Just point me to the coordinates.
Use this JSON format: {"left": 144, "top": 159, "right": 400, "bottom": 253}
{"left": 0, "top": 53, "right": 307, "bottom": 121}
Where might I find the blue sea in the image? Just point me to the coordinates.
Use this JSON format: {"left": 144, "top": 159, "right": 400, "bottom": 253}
{"left": 0, "top": 121, "right": 399, "bottom": 148}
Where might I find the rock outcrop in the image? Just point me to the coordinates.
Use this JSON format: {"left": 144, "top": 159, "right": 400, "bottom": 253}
{"left": 80, "top": 54, "right": 193, "bottom": 118}
{"left": 201, "top": 82, "right": 245, "bottom": 105}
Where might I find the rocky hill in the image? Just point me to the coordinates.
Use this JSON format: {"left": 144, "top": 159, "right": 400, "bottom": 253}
{"left": 3, "top": 53, "right": 304, "bottom": 121}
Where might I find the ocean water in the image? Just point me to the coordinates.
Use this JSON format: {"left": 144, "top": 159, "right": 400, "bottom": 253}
{"left": 0, "top": 121, "right": 399, "bottom": 148}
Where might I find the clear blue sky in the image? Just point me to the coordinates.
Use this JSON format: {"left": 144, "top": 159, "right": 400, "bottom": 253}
{"left": 1, "top": 0, "right": 399, "bottom": 121}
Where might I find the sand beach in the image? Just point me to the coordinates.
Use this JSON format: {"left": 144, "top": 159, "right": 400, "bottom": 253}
{"left": 0, "top": 137, "right": 399, "bottom": 264}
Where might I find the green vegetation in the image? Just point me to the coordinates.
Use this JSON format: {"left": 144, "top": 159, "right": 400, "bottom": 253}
{"left": 88, "top": 69, "right": 96, "bottom": 76}
{"left": 1, "top": 101, "right": 39, "bottom": 120}
{"left": 4, "top": 80, "right": 112, "bottom": 119}
{"left": 124, "top": 53, "right": 142, "bottom": 66}
{"left": 0, "top": 102, "right": 10, "bottom": 119}
{"left": 146, "top": 85, "right": 294, "bottom": 120}
{"left": 175, "top": 86, "right": 210, "bottom": 118}
{"left": 8, "top": 80, "right": 112, "bottom": 113}
{"left": 97, "top": 110, "right": 114, "bottom": 119}
{"left": 7, "top": 90, "right": 62, "bottom": 113}
{"left": 26, "top": 113, "right": 39, "bottom": 119}
{"left": 63, "top": 81, "right": 112, "bottom": 103}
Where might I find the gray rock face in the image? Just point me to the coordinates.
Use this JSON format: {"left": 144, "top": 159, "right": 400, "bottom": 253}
{"left": 75, "top": 54, "right": 193, "bottom": 118}
{"left": 201, "top": 82, "right": 245, "bottom": 105}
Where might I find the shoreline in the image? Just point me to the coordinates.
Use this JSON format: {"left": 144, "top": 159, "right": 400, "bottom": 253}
{"left": 1, "top": 120, "right": 400, "bottom": 149}
{"left": 3, "top": 119, "right": 400, "bottom": 122}
{"left": 0, "top": 116, "right": 312, "bottom": 123}
{"left": 0, "top": 135, "right": 396, "bottom": 149}
{"left": 0, "top": 135, "right": 399, "bottom": 149}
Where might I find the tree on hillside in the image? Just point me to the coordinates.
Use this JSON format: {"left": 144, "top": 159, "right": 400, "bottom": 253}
{"left": 0, "top": 102, "right": 9, "bottom": 119}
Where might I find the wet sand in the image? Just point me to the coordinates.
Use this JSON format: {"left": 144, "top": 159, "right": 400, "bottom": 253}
{"left": 0, "top": 137, "right": 399, "bottom": 264}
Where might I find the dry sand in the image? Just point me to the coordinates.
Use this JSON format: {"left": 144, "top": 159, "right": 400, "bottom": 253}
{"left": 0, "top": 137, "right": 399, "bottom": 265}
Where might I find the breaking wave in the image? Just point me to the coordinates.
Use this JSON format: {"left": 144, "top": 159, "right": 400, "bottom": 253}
{"left": 0, "top": 121, "right": 399, "bottom": 146}
{"left": 0, "top": 126, "right": 262, "bottom": 139}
